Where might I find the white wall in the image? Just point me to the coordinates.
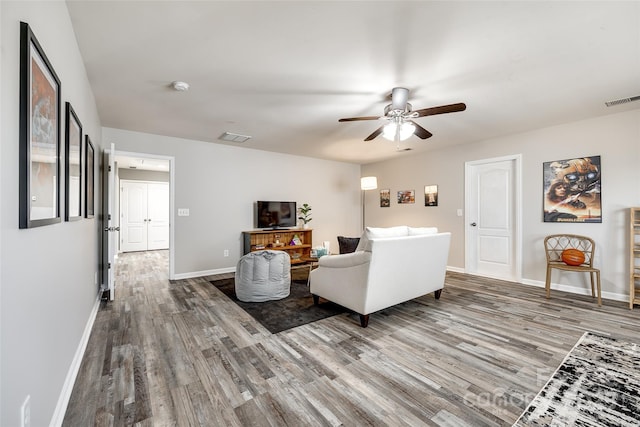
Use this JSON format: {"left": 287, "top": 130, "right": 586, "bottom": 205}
{"left": 362, "top": 109, "right": 640, "bottom": 299}
{"left": 1, "top": 2, "right": 102, "bottom": 426}
{"left": 102, "top": 127, "right": 362, "bottom": 276}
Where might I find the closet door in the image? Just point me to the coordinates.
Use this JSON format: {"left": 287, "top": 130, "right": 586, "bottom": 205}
{"left": 147, "top": 182, "right": 169, "bottom": 250}
{"left": 121, "top": 181, "right": 148, "bottom": 252}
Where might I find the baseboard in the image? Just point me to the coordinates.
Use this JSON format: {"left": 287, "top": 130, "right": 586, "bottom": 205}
{"left": 49, "top": 291, "right": 102, "bottom": 427}
{"left": 520, "top": 278, "right": 628, "bottom": 303}
{"left": 172, "top": 266, "right": 236, "bottom": 280}
{"left": 445, "top": 267, "right": 628, "bottom": 303}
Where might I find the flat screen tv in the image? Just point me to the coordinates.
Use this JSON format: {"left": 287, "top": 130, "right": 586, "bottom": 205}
{"left": 256, "top": 201, "right": 297, "bottom": 229}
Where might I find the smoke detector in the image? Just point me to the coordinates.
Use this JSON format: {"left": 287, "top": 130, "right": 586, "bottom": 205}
{"left": 171, "top": 81, "right": 190, "bottom": 91}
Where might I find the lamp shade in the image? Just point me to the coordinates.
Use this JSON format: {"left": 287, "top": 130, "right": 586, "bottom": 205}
{"left": 361, "top": 176, "right": 378, "bottom": 190}
{"left": 382, "top": 122, "right": 415, "bottom": 141}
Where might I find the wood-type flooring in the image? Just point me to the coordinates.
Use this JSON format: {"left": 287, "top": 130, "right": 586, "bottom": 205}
{"left": 63, "top": 250, "right": 639, "bottom": 426}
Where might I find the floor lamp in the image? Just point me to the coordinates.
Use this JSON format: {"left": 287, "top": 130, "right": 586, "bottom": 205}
{"left": 360, "top": 176, "right": 378, "bottom": 230}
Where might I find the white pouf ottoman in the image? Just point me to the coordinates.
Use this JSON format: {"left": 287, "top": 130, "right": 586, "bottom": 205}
{"left": 235, "top": 250, "right": 291, "bottom": 302}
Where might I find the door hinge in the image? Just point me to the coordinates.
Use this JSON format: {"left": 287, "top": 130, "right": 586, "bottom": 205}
{"left": 108, "top": 262, "right": 111, "bottom": 269}
{"left": 108, "top": 165, "right": 112, "bottom": 172}
{"left": 108, "top": 214, "right": 111, "bottom": 220}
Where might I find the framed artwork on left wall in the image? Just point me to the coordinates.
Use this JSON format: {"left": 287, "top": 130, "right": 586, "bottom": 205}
{"left": 65, "top": 102, "right": 82, "bottom": 221}
{"left": 19, "top": 22, "right": 62, "bottom": 228}
{"left": 85, "top": 136, "right": 95, "bottom": 218}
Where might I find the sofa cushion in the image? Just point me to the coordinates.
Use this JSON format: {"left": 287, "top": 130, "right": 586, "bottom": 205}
{"left": 367, "top": 226, "right": 410, "bottom": 238}
{"left": 408, "top": 226, "right": 438, "bottom": 235}
{"left": 355, "top": 226, "right": 410, "bottom": 252}
{"left": 337, "top": 236, "right": 360, "bottom": 254}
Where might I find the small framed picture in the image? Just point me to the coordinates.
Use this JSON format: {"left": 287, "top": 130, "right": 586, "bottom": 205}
{"left": 397, "top": 190, "right": 415, "bottom": 204}
{"left": 380, "top": 189, "right": 390, "bottom": 207}
{"left": 425, "top": 185, "right": 438, "bottom": 207}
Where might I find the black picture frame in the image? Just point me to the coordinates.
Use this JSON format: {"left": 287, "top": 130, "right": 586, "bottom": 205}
{"left": 19, "top": 22, "right": 62, "bottom": 228}
{"left": 65, "top": 102, "right": 82, "bottom": 221}
{"left": 85, "top": 136, "right": 95, "bottom": 218}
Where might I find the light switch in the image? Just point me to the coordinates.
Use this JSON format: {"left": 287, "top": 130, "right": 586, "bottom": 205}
{"left": 457, "top": 209, "right": 463, "bottom": 217}
{"left": 178, "top": 208, "right": 190, "bottom": 216}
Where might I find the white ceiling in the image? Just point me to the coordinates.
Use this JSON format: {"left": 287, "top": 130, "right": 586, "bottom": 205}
{"left": 66, "top": 1, "right": 640, "bottom": 165}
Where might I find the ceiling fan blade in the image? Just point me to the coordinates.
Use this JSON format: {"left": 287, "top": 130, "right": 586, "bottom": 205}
{"left": 338, "top": 116, "right": 381, "bottom": 122}
{"left": 414, "top": 103, "right": 466, "bottom": 117}
{"left": 364, "top": 126, "right": 384, "bottom": 141}
{"left": 411, "top": 121, "right": 433, "bottom": 139}
{"left": 391, "top": 87, "right": 410, "bottom": 110}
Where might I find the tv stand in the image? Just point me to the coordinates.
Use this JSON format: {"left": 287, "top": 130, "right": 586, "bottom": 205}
{"left": 243, "top": 228, "right": 312, "bottom": 265}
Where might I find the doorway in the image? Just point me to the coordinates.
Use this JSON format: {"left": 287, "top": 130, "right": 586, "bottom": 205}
{"left": 465, "top": 155, "right": 522, "bottom": 281}
{"left": 103, "top": 149, "right": 175, "bottom": 300}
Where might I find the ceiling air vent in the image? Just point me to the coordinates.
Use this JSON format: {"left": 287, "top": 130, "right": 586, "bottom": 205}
{"left": 219, "top": 132, "right": 251, "bottom": 143}
{"left": 605, "top": 95, "right": 640, "bottom": 107}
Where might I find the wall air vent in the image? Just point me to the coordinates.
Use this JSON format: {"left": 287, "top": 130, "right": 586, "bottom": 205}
{"left": 219, "top": 132, "right": 251, "bottom": 143}
{"left": 605, "top": 95, "right": 640, "bottom": 107}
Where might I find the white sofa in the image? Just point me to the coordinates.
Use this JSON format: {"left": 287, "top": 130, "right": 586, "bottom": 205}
{"left": 309, "top": 226, "right": 451, "bottom": 327}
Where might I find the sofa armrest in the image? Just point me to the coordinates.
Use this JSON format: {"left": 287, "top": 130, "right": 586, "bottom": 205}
{"left": 317, "top": 251, "right": 371, "bottom": 268}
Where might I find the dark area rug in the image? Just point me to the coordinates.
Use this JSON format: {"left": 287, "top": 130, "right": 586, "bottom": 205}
{"left": 210, "top": 277, "right": 347, "bottom": 334}
{"left": 514, "top": 332, "right": 640, "bottom": 426}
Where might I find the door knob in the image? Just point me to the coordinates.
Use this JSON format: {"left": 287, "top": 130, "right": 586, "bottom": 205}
{"left": 470, "top": 222, "right": 477, "bottom": 227}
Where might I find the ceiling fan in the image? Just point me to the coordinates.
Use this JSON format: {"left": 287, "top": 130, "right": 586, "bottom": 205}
{"left": 338, "top": 87, "right": 466, "bottom": 142}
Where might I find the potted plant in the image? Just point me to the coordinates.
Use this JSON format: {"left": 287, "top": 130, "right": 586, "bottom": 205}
{"left": 297, "top": 203, "right": 312, "bottom": 228}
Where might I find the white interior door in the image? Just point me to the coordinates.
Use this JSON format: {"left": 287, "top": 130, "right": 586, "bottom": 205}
{"left": 147, "top": 182, "right": 170, "bottom": 250}
{"left": 121, "top": 181, "right": 148, "bottom": 252}
{"left": 465, "top": 155, "right": 521, "bottom": 281}
{"left": 120, "top": 180, "right": 169, "bottom": 252}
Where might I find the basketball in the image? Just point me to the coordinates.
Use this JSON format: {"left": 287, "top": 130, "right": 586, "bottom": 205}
{"left": 561, "top": 248, "right": 585, "bottom": 266}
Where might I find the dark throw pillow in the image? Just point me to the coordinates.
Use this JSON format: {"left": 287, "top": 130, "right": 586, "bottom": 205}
{"left": 337, "top": 236, "right": 360, "bottom": 254}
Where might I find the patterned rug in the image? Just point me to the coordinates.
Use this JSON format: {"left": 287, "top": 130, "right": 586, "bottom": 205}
{"left": 514, "top": 332, "right": 640, "bottom": 426}
{"left": 209, "top": 276, "right": 346, "bottom": 334}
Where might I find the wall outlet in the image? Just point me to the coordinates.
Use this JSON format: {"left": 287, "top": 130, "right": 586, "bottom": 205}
{"left": 178, "top": 208, "right": 190, "bottom": 216}
{"left": 223, "top": 249, "right": 229, "bottom": 257}
{"left": 20, "top": 395, "right": 30, "bottom": 427}
{"left": 94, "top": 272, "right": 98, "bottom": 286}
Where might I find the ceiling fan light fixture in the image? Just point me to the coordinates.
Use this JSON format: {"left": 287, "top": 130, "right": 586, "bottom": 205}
{"left": 382, "top": 122, "right": 415, "bottom": 141}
